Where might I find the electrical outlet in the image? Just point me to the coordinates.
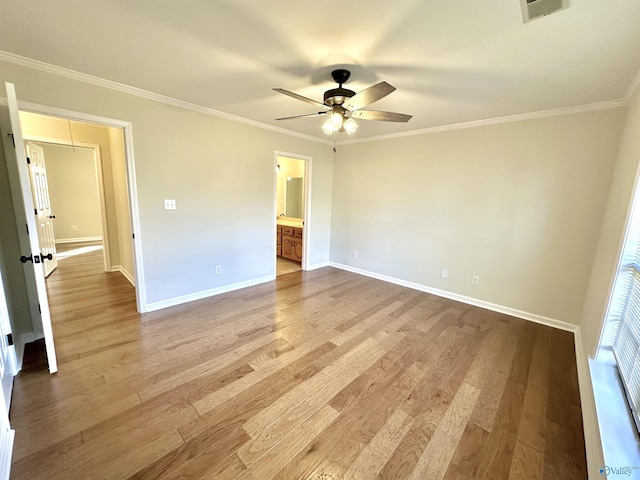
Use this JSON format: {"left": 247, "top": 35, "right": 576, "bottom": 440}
{"left": 352, "top": 250, "right": 358, "bottom": 259}
{"left": 72, "top": 225, "right": 78, "bottom": 232}
{"left": 441, "top": 268, "right": 448, "bottom": 279}
{"left": 472, "top": 275, "right": 480, "bottom": 286}
{"left": 215, "top": 265, "right": 222, "bottom": 275}
{"left": 164, "top": 199, "right": 176, "bottom": 210}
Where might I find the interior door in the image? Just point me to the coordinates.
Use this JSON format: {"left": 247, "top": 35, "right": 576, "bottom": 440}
{"left": 25, "top": 142, "right": 58, "bottom": 277}
{"left": 0, "top": 269, "right": 17, "bottom": 413}
{"left": 0, "top": 82, "right": 58, "bottom": 374}
{"left": 0, "top": 275, "right": 14, "bottom": 480}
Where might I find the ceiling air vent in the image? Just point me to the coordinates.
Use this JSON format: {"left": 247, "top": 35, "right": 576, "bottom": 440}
{"left": 521, "top": 0, "right": 569, "bottom": 23}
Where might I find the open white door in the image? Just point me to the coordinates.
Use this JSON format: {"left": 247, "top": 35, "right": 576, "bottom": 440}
{"left": 0, "top": 268, "right": 16, "bottom": 480}
{"left": 25, "top": 142, "right": 58, "bottom": 277}
{"left": 0, "top": 82, "right": 58, "bottom": 374}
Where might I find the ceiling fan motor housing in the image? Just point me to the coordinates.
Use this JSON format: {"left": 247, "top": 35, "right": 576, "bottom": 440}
{"left": 324, "top": 68, "right": 355, "bottom": 106}
{"left": 324, "top": 87, "right": 355, "bottom": 106}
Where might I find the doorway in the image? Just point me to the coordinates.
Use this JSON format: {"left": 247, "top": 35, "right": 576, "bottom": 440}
{"left": 18, "top": 111, "right": 140, "bottom": 297}
{"left": 275, "top": 152, "right": 310, "bottom": 277}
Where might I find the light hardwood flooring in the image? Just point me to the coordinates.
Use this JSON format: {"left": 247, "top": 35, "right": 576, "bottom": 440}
{"left": 277, "top": 257, "right": 301, "bottom": 276}
{"left": 9, "top": 245, "right": 587, "bottom": 479}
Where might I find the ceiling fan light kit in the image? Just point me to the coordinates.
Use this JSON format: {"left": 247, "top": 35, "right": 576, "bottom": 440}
{"left": 274, "top": 68, "right": 412, "bottom": 136}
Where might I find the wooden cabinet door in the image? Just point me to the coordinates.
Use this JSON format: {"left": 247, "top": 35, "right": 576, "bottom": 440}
{"left": 293, "top": 238, "right": 303, "bottom": 262}
{"left": 282, "top": 236, "right": 294, "bottom": 259}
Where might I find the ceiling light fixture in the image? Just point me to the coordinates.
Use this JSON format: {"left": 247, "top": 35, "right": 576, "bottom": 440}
{"left": 321, "top": 108, "right": 358, "bottom": 135}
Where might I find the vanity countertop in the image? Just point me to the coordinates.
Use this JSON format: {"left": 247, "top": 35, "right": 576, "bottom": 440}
{"left": 277, "top": 219, "right": 303, "bottom": 228}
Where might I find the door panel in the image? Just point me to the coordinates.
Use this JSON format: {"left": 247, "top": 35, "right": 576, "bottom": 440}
{"left": 0, "top": 82, "right": 58, "bottom": 374}
{"left": 25, "top": 142, "right": 58, "bottom": 277}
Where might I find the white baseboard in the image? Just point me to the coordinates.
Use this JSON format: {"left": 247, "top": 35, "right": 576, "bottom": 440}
{"left": 55, "top": 236, "right": 102, "bottom": 244}
{"left": 574, "top": 330, "right": 605, "bottom": 478}
{"left": 329, "top": 262, "right": 578, "bottom": 332}
{"left": 329, "top": 262, "right": 602, "bottom": 474}
{"left": 0, "top": 428, "right": 14, "bottom": 480}
{"left": 110, "top": 265, "right": 135, "bottom": 287}
{"left": 145, "top": 274, "right": 275, "bottom": 313}
{"left": 306, "top": 261, "right": 330, "bottom": 271}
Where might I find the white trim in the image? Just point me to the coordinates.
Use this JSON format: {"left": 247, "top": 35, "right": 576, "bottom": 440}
{"left": 329, "top": 261, "right": 604, "bottom": 474}
{"left": 110, "top": 266, "right": 135, "bottom": 287}
{"left": 54, "top": 236, "right": 103, "bottom": 244}
{"left": 329, "top": 262, "right": 578, "bottom": 332}
{"left": 12, "top": 99, "right": 148, "bottom": 313}
{"left": 574, "top": 330, "right": 605, "bottom": 478}
{"left": 145, "top": 274, "right": 275, "bottom": 313}
{"left": 0, "top": 428, "right": 14, "bottom": 480}
{"left": 0, "top": 51, "right": 330, "bottom": 146}
{"left": 625, "top": 68, "right": 640, "bottom": 102}
{"left": 20, "top": 137, "right": 111, "bottom": 271}
{"left": 306, "top": 261, "right": 330, "bottom": 271}
{"left": 337, "top": 99, "right": 628, "bottom": 146}
{"left": 274, "top": 151, "right": 312, "bottom": 274}
{"left": 0, "top": 50, "right": 631, "bottom": 148}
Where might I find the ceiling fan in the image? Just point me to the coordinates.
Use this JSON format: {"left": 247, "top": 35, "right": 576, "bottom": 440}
{"left": 274, "top": 69, "right": 412, "bottom": 135}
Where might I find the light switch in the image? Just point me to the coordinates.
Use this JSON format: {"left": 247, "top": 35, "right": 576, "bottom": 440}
{"left": 164, "top": 199, "right": 176, "bottom": 210}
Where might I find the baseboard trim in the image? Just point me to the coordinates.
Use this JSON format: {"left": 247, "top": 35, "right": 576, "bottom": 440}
{"left": 306, "top": 261, "right": 330, "bottom": 271}
{"left": 145, "top": 274, "right": 275, "bottom": 312}
{"left": 574, "top": 330, "right": 605, "bottom": 478}
{"left": 329, "top": 262, "right": 602, "bottom": 473}
{"left": 0, "top": 428, "right": 15, "bottom": 480}
{"left": 110, "top": 265, "right": 135, "bottom": 287}
{"left": 329, "top": 262, "right": 578, "bottom": 332}
{"left": 55, "top": 236, "right": 102, "bottom": 244}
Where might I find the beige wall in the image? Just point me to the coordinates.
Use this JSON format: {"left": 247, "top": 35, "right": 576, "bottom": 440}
{"left": 580, "top": 87, "right": 640, "bottom": 355}
{"left": 0, "top": 59, "right": 335, "bottom": 308}
{"left": 4, "top": 54, "right": 635, "bottom": 347}
{"left": 331, "top": 108, "right": 626, "bottom": 325}
{"left": 39, "top": 143, "right": 103, "bottom": 241}
{"left": 20, "top": 111, "right": 124, "bottom": 267}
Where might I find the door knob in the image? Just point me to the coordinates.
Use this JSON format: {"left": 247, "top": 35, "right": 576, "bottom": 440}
{"left": 19, "top": 254, "right": 33, "bottom": 263}
{"left": 49, "top": 215, "right": 56, "bottom": 219}
{"left": 40, "top": 253, "right": 53, "bottom": 262}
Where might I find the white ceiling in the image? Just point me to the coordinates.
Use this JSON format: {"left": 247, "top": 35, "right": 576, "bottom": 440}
{"left": 1, "top": 0, "right": 639, "bottom": 141}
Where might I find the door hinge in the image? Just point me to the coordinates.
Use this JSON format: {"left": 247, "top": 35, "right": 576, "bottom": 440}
{"left": 26, "top": 156, "right": 31, "bottom": 164}
{"left": 132, "top": 233, "right": 135, "bottom": 239}
{"left": 34, "top": 208, "right": 37, "bottom": 215}
{"left": 38, "top": 303, "right": 41, "bottom": 314}
{"left": 7, "top": 133, "right": 14, "bottom": 148}
{"left": 26, "top": 224, "right": 29, "bottom": 235}
{"left": 6, "top": 334, "right": 13, "bottom": 346}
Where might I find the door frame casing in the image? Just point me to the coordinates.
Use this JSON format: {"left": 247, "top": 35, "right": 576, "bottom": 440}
{"left": 21, "top": 138, "right": 112, "bottom": 274}
{"left": 273, "top": 150, "right": 312, "bottom": 274}
{"left": 13, "top": 99, "right": 147, "bottom": 312}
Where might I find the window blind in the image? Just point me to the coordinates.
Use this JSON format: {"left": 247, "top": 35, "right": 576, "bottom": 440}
{"left": 613, "top": 215, "right": 640, "bottom": 432}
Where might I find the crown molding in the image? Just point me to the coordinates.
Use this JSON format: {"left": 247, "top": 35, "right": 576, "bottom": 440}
{"left": 625, "top": 67, "right": 640, "bottom": 103}
{"left": 0, "top": 51, "right": 332, "bottom": 146}
{"left": 337, "top": 98, "right": 628, "bottom": 146}
{"left": 0, "top": 50, "right": 633, "bottom": 148}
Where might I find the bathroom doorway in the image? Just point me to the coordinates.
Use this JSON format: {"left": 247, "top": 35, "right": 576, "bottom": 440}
{"left": 275, "top": 153, "right": 309, "bottom": 276}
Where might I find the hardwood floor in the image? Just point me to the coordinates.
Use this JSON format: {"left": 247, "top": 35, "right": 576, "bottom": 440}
{"left": 277, "top": 257, "right": 301, "bottom": 276}
{"left": 9, "top": 246, "right": 587, "bottom": 479}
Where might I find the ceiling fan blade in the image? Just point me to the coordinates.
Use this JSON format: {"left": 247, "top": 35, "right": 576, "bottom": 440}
{"left": 343, "top": 81, "right": 396, "bottom": 110}
{"left": 276, "top": 112, "right": 328, "bottom": 121}
{"left": 273, "top": 88, "right": 328, "bottom": 109}
{"left": 351, "top": 110, "right": 412, "bottom": 122}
